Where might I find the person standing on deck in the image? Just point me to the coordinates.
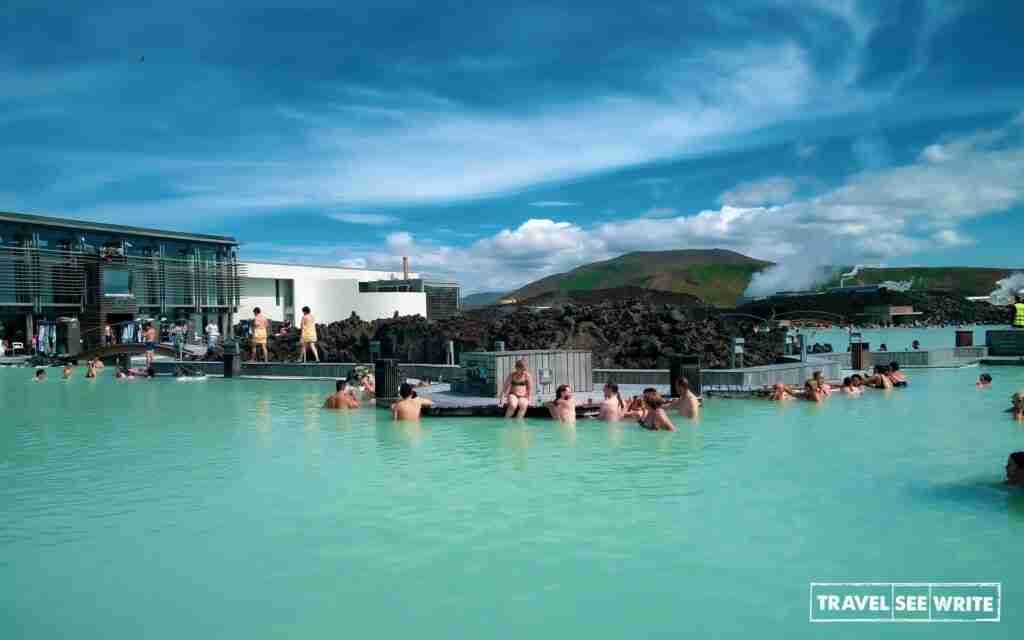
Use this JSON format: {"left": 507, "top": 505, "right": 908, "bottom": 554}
{"left": 143, "top": 323, "right": 157, "bottom": 368}
{"left": 250, "top": 308, "right": 269, "bottom": 363}
{"left": 298, "top": 306, "right": 320, "bottom": 363}
{"left": 1013, "top": 293, "right": 1024, "bottom": 329}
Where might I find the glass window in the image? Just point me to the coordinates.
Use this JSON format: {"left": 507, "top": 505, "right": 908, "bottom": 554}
{"left": 103, "top": 267, "right": 132, "bottom": 296}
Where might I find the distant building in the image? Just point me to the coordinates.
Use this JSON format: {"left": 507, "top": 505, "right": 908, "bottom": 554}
{"left": 855, "top": 304, "right": 923, "bottom": 325}
{"left": 239, "top": 262, "right": 428, "bottom": 325}
{"left": 359, "top": 278, "right": 461, "bottom": 321}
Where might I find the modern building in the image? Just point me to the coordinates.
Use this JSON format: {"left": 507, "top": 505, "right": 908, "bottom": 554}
{"left": 238, "top": 262, "right": 428, "bottom": 325}
{"left": 358, "top": 278, "right": 461, "bottom": 321}
{"left": 0, "top": 211, "right": 461, "bottom": 354}
{"left": 0, "top": 210, "right": 241, "bottom": 353}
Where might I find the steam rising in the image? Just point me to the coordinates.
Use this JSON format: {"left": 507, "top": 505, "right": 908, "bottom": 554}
{"left": 744, "top": 262, "right": 839, "bottom": 298}
{"left": 989, "top": 272, "right": 1024, "bottom": 305}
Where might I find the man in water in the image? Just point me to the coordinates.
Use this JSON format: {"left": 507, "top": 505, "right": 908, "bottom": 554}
{"left": 250, "top": 308, "right": 269, "bottom": 362}
{"left": 546, "top": 384, "right": 577, "bottom": 423}
{"left": 1014, "top": 294, "right": 1024, "bottom": 329}
{"left": 143, "top": 323, "right": 157, "bottom": 368}
{"left": 767, "top": 382, "right": 793, "bottom": 400}
{"left": 670, "top": 377, "right": 700, "bottom": 419}
{"left": 33, "top": 368, "right": 46, "bottom": 381}
{"left": 62, "top": 364, "right": 73, "bottom": 379}
{"left": 812, "top": 371, "right": 832, "bottom": 396}
{"left": 911, "top": 340, "right": 921, "bottom": 350}
{"left": 324, "top": 379, "right": 360, "bottom": 409}
{"left": 391, "top": 382, "right": 433, "bottom": 421}
{"left": 599, "top": 382, "right": 627, "bottom": 421}
{"left": 977, "top": 373, "right": 993, "bottom": 389}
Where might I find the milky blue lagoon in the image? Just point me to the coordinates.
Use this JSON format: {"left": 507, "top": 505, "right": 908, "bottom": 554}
{"left": 3, "top": 364, "right": 1023, "bottom": 638}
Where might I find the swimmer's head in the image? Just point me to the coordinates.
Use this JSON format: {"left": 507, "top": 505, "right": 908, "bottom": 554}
{"left": 642, "top": 387, "right": 663, "bottom": 408}
{"left": 253, "top": 307, "right": 261, "bottom": 315}
{"left": 34, "top": 368, "right": 46, "bottom": 379}
{"left": 555, "top": 384, "right": 572, "bottom": 401}
{"left": 399, "top": 382, "right": 415, "bottom": 399}
{"left": 676, "top": 377, "right": 691, "bottom": 393}
{"left": 302, "top": 306, "right": 311, "bottom": 314}
{"left": 336, "top": 378, "right": 348, "bottom": 392}
{"left": 603, "top": 382, "right": 619, "bottom": 398}
{"left": 842, "top": 377, "right": 852, "bottom": 387}
{"left": 812, "top": 371, "right": 823, "bottom": 381}
{"left": 979, "top": 373, "right": 992, "bottom": 384}
{"left": 889, "top": 362, "right": 900, "bottom": 371}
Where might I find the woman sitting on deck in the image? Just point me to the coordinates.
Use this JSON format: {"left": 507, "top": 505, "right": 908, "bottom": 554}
{"left": 500, "top": 360, "right": 533, "bottom": 419}
{"left": 639, "top": 388, "right": 675, "bottom": 431}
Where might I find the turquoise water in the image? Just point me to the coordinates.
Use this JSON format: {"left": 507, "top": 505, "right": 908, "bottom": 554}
{"left": 2, "top": 365, "right": 1024, "bottom": 638}
{"left": 793, "top": 325, "right": 1012, "bottom": 351}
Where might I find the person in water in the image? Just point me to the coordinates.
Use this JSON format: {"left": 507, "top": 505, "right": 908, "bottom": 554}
{"left": 840, "top": 377, "right": 859, "bottom": 395}
{"left": 391, "top": 382, "right": 433, "bottom": 421}
{"left": 62, "top": 364, "right": 73, "bottom": 379}
{"left": 546, "top": 384, "right": 577, "bottom": 423}
{"left": 768, "top": 382, "right": 793, "bottom": 401}
{"left": 911, "top": 340, "right": 921, "bottom": 350}
{"left": 850, "top": 373, "right": 865, "bottom": 389}
{"left": 812, "top": 371, "right": 832, "bottom": 396}
{"left": 324, "top": 379, "right": 360, "bottom": 409}
{"left": 298, "top": 306, "right": 320, "bottom": 363}
{"left": 599, "top": 382, "right": 628, "bottom": 421}
{"left": 1009, "top": 391, "right": 1024, "bottom": 421}
{"left": 33, "top": 368, "right": 46, "bottom": 382}
{"left": 143, "top": 323, "right": 158, "bottom": 368}
{"left": 802, "top": 379, "right": 825, "bottom": 402}
{"left": 977, "top": 373, "right": 993, "bottom": 389}
{"left": 250, "top": 307, "right": 270, "bottom": 363}
{"left": 500, "top": 359, "right": 533, "bottom": 418}
{"left": 887, "top": 361, "right": 907, "bottom": 387}
{"left": 670, "top": 377, "right": 700, "bottom": 419}
{"left": 639, "top": 388, "right": 675, "bottom": 431}
{"left": 866, "top": 365, "right": 894, "bottom": 390}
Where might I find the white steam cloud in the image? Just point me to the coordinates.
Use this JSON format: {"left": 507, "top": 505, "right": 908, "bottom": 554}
{"left": 989, "top": 272, "right": 1024, "bottom": 305}
{"left": 744, "top": 262, "right": 839, "bottom": 298}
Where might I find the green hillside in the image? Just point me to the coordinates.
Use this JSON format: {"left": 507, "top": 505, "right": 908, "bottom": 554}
{"left": 828, "top": 267, "right": 1016, "bottom": 297}
{"left": 509, "top": 249, "right": 772, "bottom": 307}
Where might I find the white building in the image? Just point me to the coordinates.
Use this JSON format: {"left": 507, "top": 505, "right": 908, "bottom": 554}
{"left": 238, "top": 261, "right": 428, "bottom": 325}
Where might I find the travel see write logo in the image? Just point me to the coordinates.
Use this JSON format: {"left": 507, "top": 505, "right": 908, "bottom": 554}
{"left": 809, "top": 583, "right": 1001, "bottom": 623}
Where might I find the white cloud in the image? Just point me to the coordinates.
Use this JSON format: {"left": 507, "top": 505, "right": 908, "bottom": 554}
{"left": 718, "top": 176, "right": 797, "bottom": 207}
{"left": 932, "top": 229, "right": 974, "bottom": 248}
{"left": 795, "top": 142, "right": 817, "bottom": 158}
{"left": 529, "top": 201, "right": 580, "bottom": 208}
{"left": 329, "top": 212, "right": 399, "bottom": 225}
{"left": 330, "top": 120, "right": 1024, "bottom": 294}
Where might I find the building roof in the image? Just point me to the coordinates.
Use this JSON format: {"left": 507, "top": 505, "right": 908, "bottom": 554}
{"left": 0, "top": 210, "right": 237, "bottom": 245}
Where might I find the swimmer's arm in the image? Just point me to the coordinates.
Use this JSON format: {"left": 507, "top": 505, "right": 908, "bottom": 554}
{"left": 419, "top": 397, "right": 434, "bottom": 407}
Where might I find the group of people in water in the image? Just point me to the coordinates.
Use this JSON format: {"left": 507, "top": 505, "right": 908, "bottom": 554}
{"left": 499, "top": 359, "right": 699, "bottom": 431}
{"left": 767, "top": 361, "right": 910, "bottom": 402}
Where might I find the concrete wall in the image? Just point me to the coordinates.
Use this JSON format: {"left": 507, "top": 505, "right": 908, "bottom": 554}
{"left": 237, "top": 277, "right": 286, "bottom": 321}
{"left": 290, "top": 278, "right": 426, "bottom": 325}
{"left": 238, "top": 262, "right": 427, "bottom": 324}
{"left": 986, "top": 330, "right": 1024, "bottom": 356}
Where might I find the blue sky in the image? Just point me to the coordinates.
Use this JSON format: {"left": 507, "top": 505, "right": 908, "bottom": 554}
{"left": 2, "top": 1, "right": 1023, "bottom": 292}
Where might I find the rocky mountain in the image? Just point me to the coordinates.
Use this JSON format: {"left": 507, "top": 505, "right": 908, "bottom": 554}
{"left": 505, "top": 249, "right": 771, "bottom": 307}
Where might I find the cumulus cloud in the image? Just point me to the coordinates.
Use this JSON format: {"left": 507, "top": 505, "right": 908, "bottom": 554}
{"left": 718, "top": 176, "right": 797, "bottom": 207}
{"left": 343, "top": 119, "right": 1024, "bottom": 294}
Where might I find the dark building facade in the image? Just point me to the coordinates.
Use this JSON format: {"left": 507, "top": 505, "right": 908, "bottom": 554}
{"left": 0, "top": 211, "right": 241, "bottom": 353}
{"left": 359, "top": 278, "right": 461, "bottom": 321}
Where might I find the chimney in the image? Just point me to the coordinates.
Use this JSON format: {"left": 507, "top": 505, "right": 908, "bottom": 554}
{"left": 402, "top": 256, "right": 410, "bottom": 280}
